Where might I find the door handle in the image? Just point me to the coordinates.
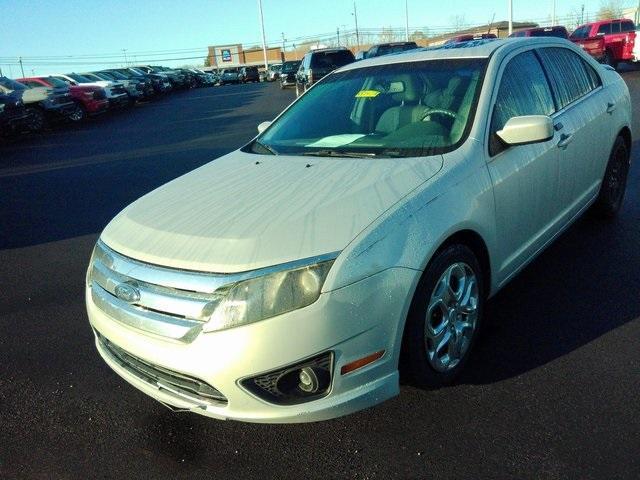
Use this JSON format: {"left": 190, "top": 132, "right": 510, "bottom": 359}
{"left": 557, "top": 133, "right": 574, "bottom": 150}
{"left": 607, "top": 102, "right": 617, "bottom": 114}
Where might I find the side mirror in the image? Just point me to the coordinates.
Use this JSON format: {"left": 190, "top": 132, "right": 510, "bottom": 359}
{"left": 496, "top": 115, "right": 553, "bottom": 146}
{"left": 257, "top": 121, "right": 272, "bottom": 134}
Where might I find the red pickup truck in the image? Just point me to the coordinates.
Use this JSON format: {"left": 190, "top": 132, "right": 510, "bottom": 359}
{"left": 17, "top": 76, "right": 109, "bottom": 121}
{"left": 570, "top": 18, "right": 636, "bottom": 69}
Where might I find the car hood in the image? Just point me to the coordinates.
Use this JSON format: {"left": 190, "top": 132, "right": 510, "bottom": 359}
{"left": 100, "top": 150, "right": 443, "bottom": 273}
{"left": 20, "top": 87, "right": 50, "bottom": 103}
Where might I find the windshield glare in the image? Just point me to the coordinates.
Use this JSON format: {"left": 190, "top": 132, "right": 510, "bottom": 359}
{"left": 255, "top": 59, "right": 486, "bottom": 157}
{"left": 0, "top": 77, "right": 27, "bottom": 90}
{"left": 69, "top": 74, "right": 92, "bottom": 83}
{"left": 45, "top": 77, "right": 69, "bottom": 88}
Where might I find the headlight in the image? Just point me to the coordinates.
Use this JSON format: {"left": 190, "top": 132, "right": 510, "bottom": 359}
{"left": 203, "top": 258, "right": 336, "bottom": 333}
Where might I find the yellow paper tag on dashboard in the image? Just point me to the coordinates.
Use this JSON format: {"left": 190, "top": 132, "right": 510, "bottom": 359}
{"left": 355, "top": 90, "right": 381, "bottom": 98}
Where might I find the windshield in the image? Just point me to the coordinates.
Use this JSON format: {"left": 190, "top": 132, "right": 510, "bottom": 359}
{"left": 46, "top": 77, "right": 69, "bottom": 88}
{"left": 128, "top": 68, "right": 145, "bottom": 76}
{"left": 253, "top": 58, "right": 486, "bottom": 157}
{"left": 92, "top": 72, "right": 114, "bottom": 80}
{"left": 68, "top": 74, "right": 93, "bottom": 83}
{"left": 0, "top": 77, "right": 27, "bottom": 90}
{"left": 376, "top": 44, "right": 417, "bottom": 56}
{"left": 281, "top": 61, "right": 301, "bottom": 73}
{"left": 106, "top": 71, "right": 126, "bottom": 79}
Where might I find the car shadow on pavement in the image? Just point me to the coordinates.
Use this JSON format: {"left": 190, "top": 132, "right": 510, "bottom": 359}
{"left": 459, "top": 140, "right": 640, "bottom": 385}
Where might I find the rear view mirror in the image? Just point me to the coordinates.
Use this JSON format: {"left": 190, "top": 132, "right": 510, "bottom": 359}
{"left": 257, "top": 121, "right": 272, "bottom": 134}
{"left": 496, "top": 115, "right": 553, "bottom": 146}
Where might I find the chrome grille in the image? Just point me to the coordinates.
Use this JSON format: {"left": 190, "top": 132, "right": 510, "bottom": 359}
{"left": 97, "top": 332, "right": 227, "bottom": 405}
{"left": 88, "top": 241, "right": 226, "bottom": 341}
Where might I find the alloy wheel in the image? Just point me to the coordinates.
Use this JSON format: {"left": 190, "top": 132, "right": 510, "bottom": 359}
{"left": 425, "top": 262, "right": 479, "bottom": 372}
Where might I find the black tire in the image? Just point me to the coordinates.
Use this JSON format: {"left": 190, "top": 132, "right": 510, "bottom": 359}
{"left": 68, "top": 102, "right": 85, "bottom": 123}
{"left": 402, "top": 244, "right": 485, "bottom": 388}
{"left": 591, "top": 136, "right": 630, "bottom": 218}
{"left": 603, "top": 50, "right": 618, "bottom": 70}
{"left": 26, "top": 107, "right": 46, "bottom": 132}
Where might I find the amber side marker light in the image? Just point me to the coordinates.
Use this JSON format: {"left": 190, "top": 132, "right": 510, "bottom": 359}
{"left": 340, "top": 350, "right": 385, "bottom": 375}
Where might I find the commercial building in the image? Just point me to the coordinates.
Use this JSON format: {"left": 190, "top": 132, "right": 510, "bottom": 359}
{"left": 207, "top": 44, "right": 283, "bottom": 68}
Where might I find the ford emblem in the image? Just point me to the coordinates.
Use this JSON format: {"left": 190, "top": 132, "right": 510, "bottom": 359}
{"left": 114, "top": 282, "right": 141, "bottom": 303}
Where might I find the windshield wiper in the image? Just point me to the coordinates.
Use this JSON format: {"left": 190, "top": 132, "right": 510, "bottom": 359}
{"left": 253, "top": 139, "right": 278, "bottom": 155}
{"left": 303, "top": 149, "right": 378, "bottom": 158}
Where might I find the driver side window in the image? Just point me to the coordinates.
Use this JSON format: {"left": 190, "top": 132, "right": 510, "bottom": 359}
{"left": 489, "top": 50, "right": 555, "bottom": 156}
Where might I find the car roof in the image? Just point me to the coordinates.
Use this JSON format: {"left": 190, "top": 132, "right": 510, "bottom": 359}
{"left": 339, "top": 37, "right": 575, "bottom": 72}
{"left": 577, "top": 18, "right": 634, "bottom": 28}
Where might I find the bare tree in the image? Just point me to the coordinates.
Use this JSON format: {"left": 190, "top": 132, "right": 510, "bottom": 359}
{"left": 597, "top": 0, "right": 623, "bottom": 20}
{"left": 378, "top": 27, "right": 399, "bottom": 43}
{"left": 450, "top": 14, "right": 467, "bottom": 32}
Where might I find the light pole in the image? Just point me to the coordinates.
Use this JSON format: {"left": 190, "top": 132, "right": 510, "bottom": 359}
{"left": 552, "top": 0, "right": 556, "bottom": 25}
{"left": 337, "top": 27, "right": 340, "bottom": 46}
{"left": 352, "top": 1, "right": 360, "bottom": 49}
{"left": 18, "top": 57, "right": 25, "bottom": 78}
{"left": 258, "top": 0, "right": 269, "bottom": 71}
{"left": 122, "top": 49, "right": 128, "bottom": 66}
{"left": 508, "top": 0, "right": 513, "bottom": 35}
{"left": 281, "top": 32, "right": 286, "bottom": 61}
{"left": 405, "top": 0, "right": 409, "bottom": 42}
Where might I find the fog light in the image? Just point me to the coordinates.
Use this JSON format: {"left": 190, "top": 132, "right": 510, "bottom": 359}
{"left": 241, "top": 352, "right": 333, "bottom": 405}
{"left": 298, "top": 367, "right": 318, "bottom": 393}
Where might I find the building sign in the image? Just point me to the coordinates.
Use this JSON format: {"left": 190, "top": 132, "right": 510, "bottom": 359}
{"left": 221, "top": 49, "right": 232, "bottom": 62}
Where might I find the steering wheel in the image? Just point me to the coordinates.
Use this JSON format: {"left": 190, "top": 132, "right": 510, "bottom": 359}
{"left": 422, "top": 108, "right": 457, "bottom": 121}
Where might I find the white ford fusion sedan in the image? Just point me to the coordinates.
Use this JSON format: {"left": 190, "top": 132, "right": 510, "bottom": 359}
{"left": 86, "top": 38, "right": 631, "bottom": 423}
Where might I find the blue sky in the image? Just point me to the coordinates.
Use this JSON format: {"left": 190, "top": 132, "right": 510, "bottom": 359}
{"left": 0, "top": 0, "right": 634, "bottom": 76}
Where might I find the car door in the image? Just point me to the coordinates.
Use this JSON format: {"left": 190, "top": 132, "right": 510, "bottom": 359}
{"left": 536, "top": 47, "right": 610, "bottom": 217}
{"left": 297, "top": 54, "right": 311, "bottom": 87}
{"left": 486, "top": 49, "right": 562, "bottom": 279}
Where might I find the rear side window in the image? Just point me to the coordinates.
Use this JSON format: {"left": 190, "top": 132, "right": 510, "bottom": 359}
{"left": 597, "top": 23, "right": 612, "bottom": 35}
{"left": 621, "top": 21, "right": 636, "bottom": 32}
{"left": 489, "top": 50, "right": 555, "bottom": 155}
{"left": 611, "top": 22, "right": 621, "bottom": 33}
{"left": 537, "top": 47, "right": 601, "bottom": 110}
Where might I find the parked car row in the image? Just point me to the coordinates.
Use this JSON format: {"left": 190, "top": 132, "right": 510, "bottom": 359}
{"left": 508, "top": 18, "right": 638, "bottom": 70}
{"left": 0, "top": 65, "right": 218, "bottom": 139}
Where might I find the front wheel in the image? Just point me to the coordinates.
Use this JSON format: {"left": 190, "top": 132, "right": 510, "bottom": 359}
{"left": 402, "top": 244, "right": 484, "bottom": 388}
{"left": 68, "top": 102, "right": 85, "bottom": 122}
{"left": 26, "top": 107, "right": 46, "bottom": 132}
{"left": 591, "top": 136, "right": 630, "bottom": 218}
{"left": 603, "top": 50, "right": 618, "bottom": 70}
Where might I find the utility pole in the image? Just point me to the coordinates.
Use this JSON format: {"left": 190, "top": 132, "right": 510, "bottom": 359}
{"left": 637, "top": 0, "right": 640, "bottom": 25}
{"left": 281, "top": 32, "right": 286, "bottom": 61}
{"left": 508, "top": 0, "right": 513, "bottom": 35}
{"left": 552, "top": 0, "right": 556, "bottom": 25}
{"left": 581, "top": 4, "right": 585, "bottom": 24}
{"left": 405, "top": 0, "right": 410, "bottom": 42}
{"left": 258, "top": 0, "right": 269, "bottom": 71}
{"left": 122, "top": 49, "right": 128, "bottom": 66}
{"left": 337, "top": 27, "right": 340, "bottom": 46}
{"left": 353, "top": 1, "right": 360, "bottom": 49}
{"left": 18, "top": 57, "right": 25, "bottom": 78}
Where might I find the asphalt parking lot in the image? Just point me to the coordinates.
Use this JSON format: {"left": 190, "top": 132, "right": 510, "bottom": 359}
{"left": 1, "top": 76, "right": 639, "bottom": 479}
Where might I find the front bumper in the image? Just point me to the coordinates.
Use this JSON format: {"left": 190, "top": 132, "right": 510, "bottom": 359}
{"left": 44, "top": 101, "right": 77, "bottom": 119}
{"left": 87, "top": 267, "right": 416, "bottom": 423}
{"left": 108, "top": 94, "right": 129, "bottom": 107}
